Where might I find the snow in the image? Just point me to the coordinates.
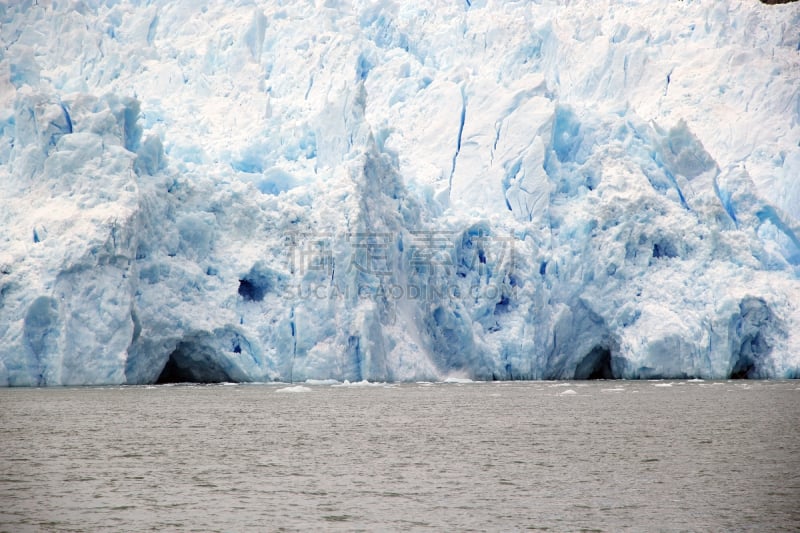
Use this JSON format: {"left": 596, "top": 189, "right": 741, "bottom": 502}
{"left": 0, "top": 0, "right": 799, "bottom": 386}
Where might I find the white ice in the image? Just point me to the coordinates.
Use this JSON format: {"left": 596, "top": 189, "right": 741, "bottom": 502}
{"left": 0, "top": 0, "right": 799, "bottom": 386}
{"left": 275, "top": 385, "right": 313, "bottom": 393}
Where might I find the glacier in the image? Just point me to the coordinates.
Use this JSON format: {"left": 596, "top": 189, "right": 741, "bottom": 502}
{"left": 1, "top": 0, "right": 799, "bottom": 385}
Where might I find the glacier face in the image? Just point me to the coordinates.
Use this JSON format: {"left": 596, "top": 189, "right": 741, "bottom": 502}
{"left": 1, "top": 0, "right": 799, "bottom": 385}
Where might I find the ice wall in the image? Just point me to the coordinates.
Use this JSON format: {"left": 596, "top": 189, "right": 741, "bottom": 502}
{"left": 1, "top": 0, "right": 799, "bottom": 385}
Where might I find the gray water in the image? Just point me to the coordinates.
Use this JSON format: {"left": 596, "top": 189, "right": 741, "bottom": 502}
{"left": 1, "top": 380, "right": 798, "bottom": 532}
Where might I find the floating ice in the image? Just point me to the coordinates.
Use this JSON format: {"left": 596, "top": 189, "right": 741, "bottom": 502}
{"left": 0, "top": 0, "right": 799, "bottom": 386}
{"left": 275, "top": 385, "right": 312, "bottom": 393}
{"left": 443, "top": 377, "right": 476, "bottom": 384}
{"left": 304, "top": 379, "right": 340, "bottom": 386}
{"left": 331, "top": 380, "right": 386, "bottom": 388}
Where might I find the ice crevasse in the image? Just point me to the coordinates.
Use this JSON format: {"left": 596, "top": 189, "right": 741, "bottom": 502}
{"left": 0, "top": 0, "right": 799, "bottom": 385}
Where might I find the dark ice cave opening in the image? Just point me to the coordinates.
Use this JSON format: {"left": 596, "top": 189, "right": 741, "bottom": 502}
{"left": 574, "top": 345, "right": 615, "bottom": 380}
{"left": 155, "top": 341, "right": 233, "bottom": 384}
{"left": 238, "top": 278, "right": 265, "bottom": 302}
{"left": 729, "top": 331, "right": 768, "bottom": 379}
{"left": 729, "top": 358, "right": 754, "bottom": 379}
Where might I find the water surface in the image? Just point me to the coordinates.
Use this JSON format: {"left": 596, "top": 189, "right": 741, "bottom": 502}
{"left": 1, "top": 380, "right": 798, "bottom": 531}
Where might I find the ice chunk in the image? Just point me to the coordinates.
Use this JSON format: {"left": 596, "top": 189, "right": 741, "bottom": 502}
{"left": 275, "top": 385, "right": 312, "bottom": 393}
{"left": 305, "top": 379, "right": 339, "bottom": 385}
{"left": 443, "top": 377, "right": 475, "bottom": 384}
